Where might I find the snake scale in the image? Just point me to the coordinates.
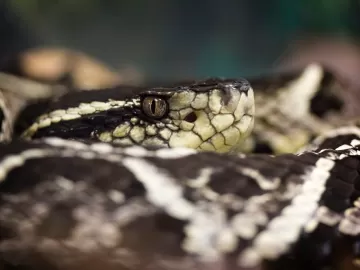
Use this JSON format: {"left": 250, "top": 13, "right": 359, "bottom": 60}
{"left": 0, "top": 58, "right": 359, "bottom": 270}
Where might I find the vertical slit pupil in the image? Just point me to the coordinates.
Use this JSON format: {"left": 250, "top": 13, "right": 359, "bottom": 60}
{"left": 151, "top": 100, "right": 156, "bottom": 114}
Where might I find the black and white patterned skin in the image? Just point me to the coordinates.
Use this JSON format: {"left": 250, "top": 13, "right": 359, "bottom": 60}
{"left": 0, "top": 133, "right": 359, "bottom": 270}
{"left": 0, "top": 66, "right": 360, "bottom": 270}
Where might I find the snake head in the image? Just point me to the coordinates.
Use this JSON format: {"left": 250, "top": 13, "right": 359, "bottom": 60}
{"left": 21, "top": 78, "right": 254, "bottom": 152}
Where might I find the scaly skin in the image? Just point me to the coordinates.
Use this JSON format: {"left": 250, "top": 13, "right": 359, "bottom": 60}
{"left": 0, "top": 131, "right": 359, "bottom": 270}
{"left": 19, "top": 78, "right": 254, "bottom": 153}
{"left": 0, "top": 63, "right": 359, "bottom": 270}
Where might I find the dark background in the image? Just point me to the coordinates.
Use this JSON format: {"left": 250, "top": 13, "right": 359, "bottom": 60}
{"left": 1, "top": 0, "right": 360, "bottom": 80}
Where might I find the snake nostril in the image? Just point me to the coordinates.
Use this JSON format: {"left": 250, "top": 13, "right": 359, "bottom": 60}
{"left": 184, "top": 112, "right": 197, "bottom": 123}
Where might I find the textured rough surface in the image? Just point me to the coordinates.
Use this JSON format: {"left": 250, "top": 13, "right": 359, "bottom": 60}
{"left": 0, "top": 132, "right": 359, "bottom": 270}
{"left": 1, "top": 67, "right": 360, "bottom": 270}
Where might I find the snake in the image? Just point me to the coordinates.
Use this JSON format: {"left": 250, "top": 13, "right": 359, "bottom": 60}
{"left": 0, "top": 58, "right": 359, "bottom": 270}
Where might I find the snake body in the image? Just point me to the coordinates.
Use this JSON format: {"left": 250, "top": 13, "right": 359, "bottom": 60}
{"left": 0, "top": 61, "right": 359, "bottom": 270}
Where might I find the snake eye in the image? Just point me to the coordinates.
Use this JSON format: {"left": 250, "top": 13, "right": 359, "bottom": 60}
{"left": 142, "top": 97, "right": 168, "bottom": 118}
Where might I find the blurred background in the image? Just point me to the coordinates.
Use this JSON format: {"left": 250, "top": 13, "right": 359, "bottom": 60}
{"left": 1, "top": 0, "right": 360, "bottom": 82}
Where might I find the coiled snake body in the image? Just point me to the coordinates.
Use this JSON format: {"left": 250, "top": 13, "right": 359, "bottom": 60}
{"left": 0, "top": 61, "right": 359, "bottom": 270}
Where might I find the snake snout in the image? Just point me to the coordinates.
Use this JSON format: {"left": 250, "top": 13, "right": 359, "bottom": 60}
{"left": 220, "top": 78, "right": 251, "bottom": 105}
{"left": 219, "top": 83, "right": 254, "bottom": 119}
